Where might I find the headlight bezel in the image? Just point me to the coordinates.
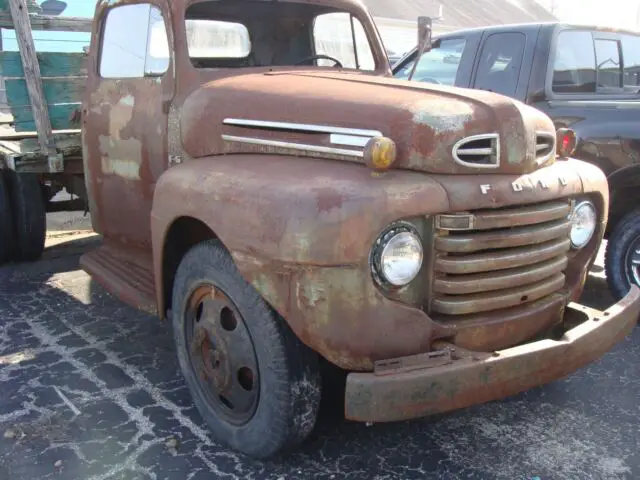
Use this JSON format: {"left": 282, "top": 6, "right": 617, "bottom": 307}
{"left": 569, "top": 199, "right": 597, "bottom": 250}
{"left": 370, "top": 222, "right": 424, "bottom": 288}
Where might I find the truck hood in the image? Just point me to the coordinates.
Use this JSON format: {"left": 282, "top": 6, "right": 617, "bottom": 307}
{"left": 180, "top": 70, "right": 558, "bottom": 175}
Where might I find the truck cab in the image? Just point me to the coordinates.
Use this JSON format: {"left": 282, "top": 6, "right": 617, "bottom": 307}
{"left": 79, "top": 0, "right": 640, "bottom": 459}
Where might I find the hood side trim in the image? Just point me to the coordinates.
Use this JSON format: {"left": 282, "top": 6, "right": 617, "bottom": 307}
{"left": 222, "top": 135, "right": 365, "bottom": 158}
{"left": 223, "top": 118, "right": 383, "bottom": 138}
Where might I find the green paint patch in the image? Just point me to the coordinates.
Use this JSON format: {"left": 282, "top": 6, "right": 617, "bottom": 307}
{"left": 5, "top": 77, "right": 86, "bottom": 105}
{"left": 11, "top": 103, "right": 81, "bottom": 132}
{"left": 0, "top": 52, "right": 87, "bottom": 78}
{"left": 3, "top": 75, "right": 85, "bottom": 132}
{"left": 0, "top": 51, "right": 88, "bottom": 132}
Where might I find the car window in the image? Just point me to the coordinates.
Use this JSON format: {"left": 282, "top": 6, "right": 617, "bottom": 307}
{"left": 472, "top": 32, "right": 525, "bottom": 97}
{"left": 622, "top": 34, "right": 640, "bottom": 91}
{"left": 595, "top": 38, "right": 622, "bottom": 89}
{"left": 393, "top": 37, "right": 466, "bottom": 86}
{"left": 552, "top": 30, "right": 597, "bottom": 93}
{"left": 552, "top": 30, "right": 639, "bottom": 95}
{"left": 313, "top": 12, "right": 375, "bottom": 71}
{"left": 100, "top": 4, "right": 169, "bottom": 78}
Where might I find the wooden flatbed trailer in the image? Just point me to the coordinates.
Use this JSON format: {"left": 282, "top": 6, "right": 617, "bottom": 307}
{"left": 0, "top": 0, "right": 91, "bottom": 264}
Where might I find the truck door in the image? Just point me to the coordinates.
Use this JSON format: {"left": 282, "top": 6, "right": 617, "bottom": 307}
{"left": 83, "top": 1, "right": 173, "bottom": 248}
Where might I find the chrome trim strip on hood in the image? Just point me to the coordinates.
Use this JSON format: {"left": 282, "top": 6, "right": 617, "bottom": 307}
{"left": 223, "top": 118, "right": 383, "bottom": 138}
{"left": 222, "top": 134, "right": 365, "bottom": 158}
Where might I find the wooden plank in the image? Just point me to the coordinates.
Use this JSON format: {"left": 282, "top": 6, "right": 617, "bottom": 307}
{"left": 0, "top": 128, "right": 81, "bottom": 173}
{"left": 10, "top": 102, "right": 80, "bottom": 132}
{"left": 0, "top": 52, "right": 88, "bottom": 77}
{"left": 5, "top": 76, "right": 86, "bottom": 105}
{"left": 0, "top": 14, "right": 92, "bottom": 32}
{"left": 0, "top": 9, "right": 93, "bottom": 33}
{"left": 8, "top": 0, "right": 54, "bottom": 154}
{"left": 0, "top": 128, "right": 80, "bottom": 140}
{"left": 15, "top": 132, "right": 81, "bottom": 155}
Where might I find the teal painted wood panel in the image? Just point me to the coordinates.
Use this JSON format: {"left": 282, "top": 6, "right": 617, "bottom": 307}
{"left": 11, "top": 103, "right": 81, "bottom": 132}
{"left": 0, "top": 52, "right": 88, "bottom": 77}
{"left": 5, "top": 76, "right": 86, "bottom": 105}
{"left": 4, "top": 76, "right": 85, "bottom": 131}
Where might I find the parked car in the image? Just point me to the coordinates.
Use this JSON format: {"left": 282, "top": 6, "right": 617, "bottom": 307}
{"left": 393, "top": 22, "right": 640, "bottom": 300}
{"left": 385, "top": 48, "right": 402, "bottom": 66}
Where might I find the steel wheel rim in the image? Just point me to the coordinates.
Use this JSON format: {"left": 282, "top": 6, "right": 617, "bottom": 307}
{"left": 624, "top": 236, "right": 640, "bottom": 288}
{"left": 184, "top": 284, "right": 260, "bottom": 425}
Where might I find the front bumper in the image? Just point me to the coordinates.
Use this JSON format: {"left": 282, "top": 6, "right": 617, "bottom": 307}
{"left": 344, "top": 286, "right": 640, "bottom": 423}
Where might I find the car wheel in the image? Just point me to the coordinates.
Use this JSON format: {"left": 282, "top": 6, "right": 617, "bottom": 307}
{"left": 6, "top": 172, "right": 46, "bottom": 262}
{"left": 171, "top": 239, "right": 321, "bottom": 459}
{"left": 605, "top": 208, "right": 640, "bottom": 301}
{"left": 0, "top": 172, "right": 15, "bottom": 264}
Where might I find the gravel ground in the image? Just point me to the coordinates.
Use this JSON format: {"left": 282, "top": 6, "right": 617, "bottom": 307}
{"left": 0, "top": 214, "right": 638, "bottom": 480}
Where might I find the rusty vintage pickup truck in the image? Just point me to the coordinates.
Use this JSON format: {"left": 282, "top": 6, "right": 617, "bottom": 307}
{"left": 71, "top": 0, "right": 640, "bottom": 459}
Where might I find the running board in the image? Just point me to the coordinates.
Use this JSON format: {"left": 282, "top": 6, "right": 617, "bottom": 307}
{"left": 80, "top": 242, "right": 157, "bottom": 315}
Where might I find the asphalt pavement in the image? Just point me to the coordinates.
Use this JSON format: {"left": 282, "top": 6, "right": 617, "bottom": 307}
{"left": 0, "top": 231, "right": 638, "bottom": 480}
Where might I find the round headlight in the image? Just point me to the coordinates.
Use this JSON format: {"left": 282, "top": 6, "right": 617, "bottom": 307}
{"left": 570, "top": 200, "right": 597, "bottom": 249}
{"left": 373, "top": 226, "right": 423, "bottom": 287}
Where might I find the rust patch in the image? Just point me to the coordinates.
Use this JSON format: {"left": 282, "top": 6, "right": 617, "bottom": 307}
{"left": 410, "top": 98, "right": 474, "bottom": 134}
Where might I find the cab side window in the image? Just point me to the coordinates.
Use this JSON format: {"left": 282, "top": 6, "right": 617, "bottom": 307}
{"left": 99, "top": 4, "right": 170, "bottom": 78}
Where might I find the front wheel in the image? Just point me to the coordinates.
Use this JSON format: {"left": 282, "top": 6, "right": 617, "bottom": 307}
{"left": 605, "top": 208, "right": 640, "bottom": 301}
{"left": 171, "top": 239, "right": 321, "bottom": 459}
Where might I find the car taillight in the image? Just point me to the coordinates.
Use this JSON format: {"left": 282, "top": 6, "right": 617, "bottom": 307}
{"left": 556, "top": 128, "right": 577, "bottom": 158}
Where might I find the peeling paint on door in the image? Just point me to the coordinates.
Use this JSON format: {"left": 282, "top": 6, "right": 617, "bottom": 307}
{"left": 99, "top": 94, "right": 143, "bottom": 180}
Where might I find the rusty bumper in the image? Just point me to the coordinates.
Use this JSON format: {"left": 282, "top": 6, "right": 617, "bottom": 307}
{"left": 344, "top": 285, "right": 640, "bottom": 423}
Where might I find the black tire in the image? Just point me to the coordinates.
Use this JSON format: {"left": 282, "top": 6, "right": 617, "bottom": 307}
{"left": 171, "top": 239, "right": 321, "bottom": 459}
{"left": 0, "top": 172, "right": 15, "bottom": 264}
{"left": 605, "top": 208, "right": 640, "bottom": 301}
{"left": 6, "top": 172, "right": 46, "bottom": 262}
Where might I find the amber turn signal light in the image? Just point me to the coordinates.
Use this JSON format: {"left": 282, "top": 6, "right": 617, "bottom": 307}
{"left": 364, "top": 136, "right": 397, "bottom": 172}
{"left": 556, "top": 128, "right": 577, "bottom": 158}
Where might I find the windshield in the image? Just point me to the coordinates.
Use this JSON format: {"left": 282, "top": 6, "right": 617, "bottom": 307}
{"left": 159, "top": 1, "right": 379, "bottom": 71}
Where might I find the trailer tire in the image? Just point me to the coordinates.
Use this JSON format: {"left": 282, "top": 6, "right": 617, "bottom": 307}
{"left": 0, "top": 172, "right": 15, "bottom": 265}
{"left": 605, "top": 208, "right": 640, "bottom": 301}
{"left": 171, "top": 239, "right": 321, "bottom": 459}
{"left": 7, "top": 172, "right": 46, "bottom": 262}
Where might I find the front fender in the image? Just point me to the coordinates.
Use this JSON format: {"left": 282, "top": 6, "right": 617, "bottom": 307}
{"left": 150, "top": 154, "right": 451, "bottom": 370}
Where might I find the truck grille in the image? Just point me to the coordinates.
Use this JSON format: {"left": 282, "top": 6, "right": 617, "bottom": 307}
{"left": 432, "top": 199, "right": 573, "bottom": 317}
